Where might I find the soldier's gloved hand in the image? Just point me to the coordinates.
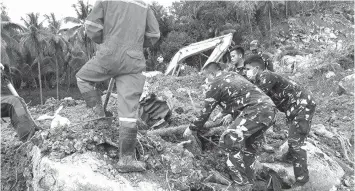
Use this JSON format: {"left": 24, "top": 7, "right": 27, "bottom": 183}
{"left": 212, "top": 112, "right": 223, "bottom": 122}
{"left": 221, "top": 114, "right": 233, "bottom": 125}
{"left": 183, "top": 125, "right": 203, "bottom": 152}
{"left": 219, "top": 126, "right": 247, "bottom": 147}
{"left": 183, "top": 126, "right": 194, "bottom": 139}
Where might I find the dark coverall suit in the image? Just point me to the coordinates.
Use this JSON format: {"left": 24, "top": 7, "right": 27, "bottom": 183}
{"left": 253, "top": 70, "right": 316, "bottom": 183}
{"left": 75, "top": 0, "right": 160, "bottom": 172}
{"left": 1, "top": 72, "right": 36, "bottom": 142}
{"left": 189, "top": 72, "right": 277, "bottom": 185}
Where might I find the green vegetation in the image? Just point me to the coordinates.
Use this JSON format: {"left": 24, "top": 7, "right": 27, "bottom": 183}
{"left": 1, "top": 1, "right": 353, "bottom": 105}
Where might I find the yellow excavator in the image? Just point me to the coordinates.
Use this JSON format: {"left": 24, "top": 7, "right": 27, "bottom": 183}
{"left": 164, "top": 33, "right": 234, "bottom": 76}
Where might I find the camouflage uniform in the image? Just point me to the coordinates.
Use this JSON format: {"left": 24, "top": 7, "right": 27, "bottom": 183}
{"left": 253, "top": 70, "right": 316, "bottom": 183}
{"left": 227, "top": 65, "right": 245, "bottom": 77}
{"left": 255, "top": 51, "right": 274, "bottom": 72}
{"left": 189, "top": 72, "right": 277, "bottom": 185}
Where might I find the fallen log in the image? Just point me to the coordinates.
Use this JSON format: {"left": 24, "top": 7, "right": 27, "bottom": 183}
{"left": 144, "top": 120, "right": 225, "bottom": 137}
{"left": 146, "top": 124, "right": 188, "bottom": 137}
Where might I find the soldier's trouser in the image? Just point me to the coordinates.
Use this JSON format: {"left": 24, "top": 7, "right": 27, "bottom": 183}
{"left": 1, "top": 95, "right": 35, "bottom": 141}
{"left": 286, "top": 101, "right": 316, "bottom": 183}
{"left": 221, "top": 105, "right": 276, "bottom": 185}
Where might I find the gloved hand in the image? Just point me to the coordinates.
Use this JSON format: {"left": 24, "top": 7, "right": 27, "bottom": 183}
{"left": 212, "top": 112, "right": 223, "bottom": 122}
{"left": 219, "top": 126, "right": 247, "bottom": 148}
{"left": 183, "top": 125, "right": 203, "bottom": 154}
{"left": 221, "top": 114, "right": 233, "bottom": 125}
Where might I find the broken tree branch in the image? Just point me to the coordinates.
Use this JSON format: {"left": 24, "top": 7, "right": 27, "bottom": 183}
{"left": 331, "top": 128, "right": 354, "bottom": 164}
{"left": 144, "top": 120, "right": 225, "bottom": 137}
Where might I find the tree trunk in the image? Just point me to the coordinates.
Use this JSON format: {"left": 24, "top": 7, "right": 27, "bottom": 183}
{"left": 38, "top": 59, "right": 43, "bottom": 105}
{"left": 269, "top": 8, "right": 272, "bottom": 45}
{"left": 67, "top": 67, "right": 71, "bottom": 92}
{"left": 248, "top": 14, "right": 253, "bottom": 33}
{"left": 56, "top": 58, "right": 59, "bottom": 100}
{"left": 285, "top": 1, "right": 288, "bottom": 17}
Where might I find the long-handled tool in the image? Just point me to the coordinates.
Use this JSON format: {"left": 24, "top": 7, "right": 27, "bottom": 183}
{"left": 103, "top": 78, "right": 115, "bottom": 112}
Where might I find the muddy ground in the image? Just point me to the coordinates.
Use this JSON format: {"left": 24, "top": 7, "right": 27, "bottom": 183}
{"left": 1, "top": 71, "right": 354, "bottom": 191}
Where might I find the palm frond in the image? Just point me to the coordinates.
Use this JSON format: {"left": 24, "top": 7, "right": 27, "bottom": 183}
{"left": 1, "top": 21, "right": 25, "bottom": 32}
{"left": 63, "top": 16, "right": 82, "bottom": 24}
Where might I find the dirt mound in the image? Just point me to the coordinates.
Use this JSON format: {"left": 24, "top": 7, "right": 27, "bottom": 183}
{"left": 1, "top": 73, "right": 354, "bottom": 191}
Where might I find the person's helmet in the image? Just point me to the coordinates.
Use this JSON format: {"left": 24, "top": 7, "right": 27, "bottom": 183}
{"left": 250, "top": 40, "right": 259, "bottom": 51}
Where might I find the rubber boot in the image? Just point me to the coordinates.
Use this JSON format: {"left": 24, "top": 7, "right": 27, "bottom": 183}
{"left": 12, "top": 114, "right": 38, "bottom": 142}
{"left": 82, "top": 90, "right": 105, "bottom": 118}
{"left": 115, "top": 126, "right": 146, "bottom": 173}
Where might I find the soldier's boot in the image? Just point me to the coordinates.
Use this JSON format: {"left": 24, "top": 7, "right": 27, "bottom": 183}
{"left": 82, "top": 90, "right": 105, "bottom": 119}
{"left": 12, "top": 114, "right": 39, "bottom": 142}
{"left": 227, "top": 152, "right": 250, "bottom": 186}
{"left": 290, "top": 146, "right": 309, "bottom": 187}
{"left": 115, "top": 126, "right": 146, "bottom": 173}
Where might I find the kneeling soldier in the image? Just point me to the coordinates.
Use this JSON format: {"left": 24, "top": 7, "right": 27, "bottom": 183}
{"left": 184, "top": 62, "right": 277, "bottom": 188}
{"left": 244, "top": 55, "right": 316, "bottom": 186}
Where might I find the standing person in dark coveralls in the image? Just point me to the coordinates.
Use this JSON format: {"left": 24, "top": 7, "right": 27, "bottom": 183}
{"left": 243, "top": 55, "right": 317, "bottom": 186}
{"left": 75, "top": 0, "right": 160, "bottom": 172}
{"left": 250, "top": 40, "right": 274, "bottom": 72}
{"left": 1, "top": 63, "right": 38, "bottom": 142}
{"left": 183, "top": 62, "right": 277, "bottom": 188}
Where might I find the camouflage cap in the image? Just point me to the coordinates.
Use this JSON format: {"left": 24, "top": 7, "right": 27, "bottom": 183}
{"left": 244, "top": 55, "right": 265, "bottom": 70}
{"left": 203, "top": 61, "right": 223, "bottom": 71}
{"left": 250, "top": 40, "right": 259, "bottom": 50}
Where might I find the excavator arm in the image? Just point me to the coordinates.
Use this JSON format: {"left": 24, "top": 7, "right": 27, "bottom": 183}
{"left": 165, "top": 33, "right": 234, "bottom": 75}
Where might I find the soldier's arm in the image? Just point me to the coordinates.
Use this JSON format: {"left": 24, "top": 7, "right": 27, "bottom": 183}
{"left": 264, "top": 54, "right": 275, "bottom": 72}
{"left": 257, "top": 72, "right": 276, "bottom": 93}
{"left": 84, "top": 1, "right": 104, "bottom": 44}
{"left": 143, "top": 7, "right": 160, "bottom": 48}
{"left": 190, "top": 83, "right": 221, "bottom": 132}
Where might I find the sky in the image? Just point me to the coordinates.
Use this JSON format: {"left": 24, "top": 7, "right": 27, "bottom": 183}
{"left": 2, "top": 0, "right": 176, "bottom": 28}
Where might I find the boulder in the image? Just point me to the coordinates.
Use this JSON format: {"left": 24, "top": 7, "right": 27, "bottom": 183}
{"left": 312, "top": 63, "right": 343, "bottom": 75}
{"left": 256, "top": 141, "right": 345, "bottom": 191}
{"left": 325, "top": 71, "right": 336, "bottom": 79}
{"left": 31, "top": 147, "right": 165, "bottom": 191}
{"left": 338, "top": 74, "right": 354, "bottom": 95}
{"left": 311, "top": 124, "right": 334, "bottom": 138}
{"left": 280, "top": 55, "right": 313, "bottom": 73}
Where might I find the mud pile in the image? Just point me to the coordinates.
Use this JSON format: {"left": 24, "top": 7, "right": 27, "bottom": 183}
{"left": 1, "top": 73, "right": 354, "bottom": 191}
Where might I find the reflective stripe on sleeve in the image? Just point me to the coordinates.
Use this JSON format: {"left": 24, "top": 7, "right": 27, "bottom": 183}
{"left": 119, "top": 117, "right": 137, "bottom": 122}
{"left": 85, "top": 20, "right": 104, "bottom": 29}
{"left": 145, "top": 32, "right": 160, "bottom": 38}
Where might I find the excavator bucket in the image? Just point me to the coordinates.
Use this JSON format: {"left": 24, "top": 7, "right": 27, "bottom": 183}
{"left": 165, "top": 33, "right": 234, "bottom": 75}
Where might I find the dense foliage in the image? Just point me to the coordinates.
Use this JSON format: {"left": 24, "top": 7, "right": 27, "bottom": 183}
{"left": 1, "top": 1, "right": 353, "bottom": 104}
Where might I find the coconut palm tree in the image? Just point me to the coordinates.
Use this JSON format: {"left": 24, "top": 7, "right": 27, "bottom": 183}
{"left": 45, "top": 13, "right": 69, "bottom": 100}
{"left": 1, "top": 7, "right": 26, "bottom": 88}
{"left": 259, "top": 1, "right": 274, "bottom": 43}
{"left": 19, "top": 12, "right": 50, "bottom": 105}
{"left": 63, "top": 0, "right": 93, "bottom": 59}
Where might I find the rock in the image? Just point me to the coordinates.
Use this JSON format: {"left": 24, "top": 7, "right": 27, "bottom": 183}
{"left": 338, "top": 74, "right": 354, "bottom": 95}
{"left": 312, "top": 124, "right": 334, "bottom": 138}
{"left": 256, "top": 141, "right": 345, "bottom": 191}
{"left": 31, "top": 147, "right": 165, "bottom": 191}
{"left": 313, "top": 63, "right": 343, "bottom": 75}
{"left": 280, "top": 55, "right": 313, "bottom": 73}
{"left": 142, "top": 71, "right": 163, "bottom": 78}
{"left": 338, "top": 57, "right": 354, "bottom": 70}
{"left": 325, "top": 71, "right": 336, "bottom": 79}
